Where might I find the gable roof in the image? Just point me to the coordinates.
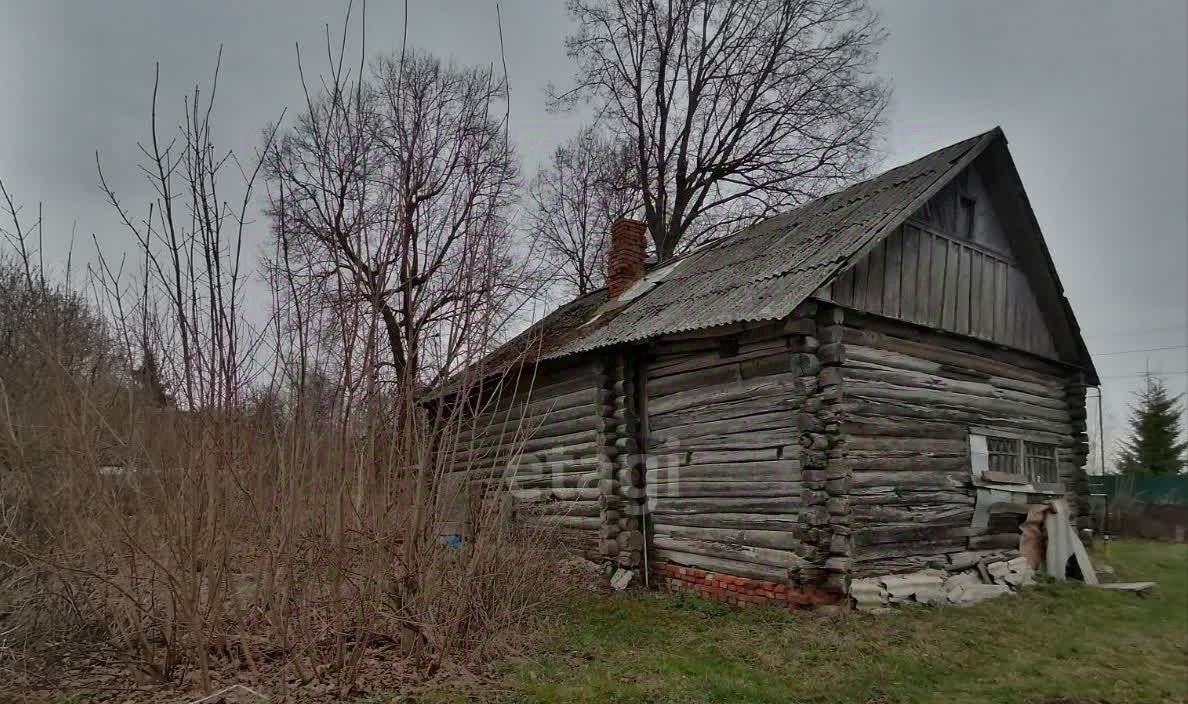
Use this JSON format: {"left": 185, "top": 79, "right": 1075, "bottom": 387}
{"left": 502, "top": 128, "right": 1097, "bottom": 383}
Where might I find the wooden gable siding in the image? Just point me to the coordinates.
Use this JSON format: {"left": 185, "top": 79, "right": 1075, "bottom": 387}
{"left": 642, "top": 323, "right": 807, "bottom": 582}
{"left": 448, "top": 358, "right": 604, "bottom": 551}
{"left": 823, "top": 162, "right": 1058, "bottom": 360}
{"left": 837, "top": 313, "right": 1085, "bottom": 577}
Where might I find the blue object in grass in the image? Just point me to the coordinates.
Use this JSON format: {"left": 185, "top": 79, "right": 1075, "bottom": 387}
{"left": 439, "top": 534, "right": 464, "bottom": 548}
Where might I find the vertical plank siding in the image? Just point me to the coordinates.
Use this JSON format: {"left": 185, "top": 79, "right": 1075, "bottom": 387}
{"left": 828, "top": 223, "right": 1058, "bottom": 359}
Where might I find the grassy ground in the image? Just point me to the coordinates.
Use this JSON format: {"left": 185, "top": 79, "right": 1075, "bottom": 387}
{"left": 433, "top": 540, "right": 1187, "bottom": 704}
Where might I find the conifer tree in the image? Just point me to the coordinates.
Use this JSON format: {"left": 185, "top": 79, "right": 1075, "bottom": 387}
{"left": 1116, "top": 374, "right": 1187, "bottom": 475}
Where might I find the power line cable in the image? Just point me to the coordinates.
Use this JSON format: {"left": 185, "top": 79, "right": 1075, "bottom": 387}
{"left": 1099, "top": 370, "right": 1188, "bottom": 380}
{"left": 1094, "top": 344, "right": 1188, "bottom": 356}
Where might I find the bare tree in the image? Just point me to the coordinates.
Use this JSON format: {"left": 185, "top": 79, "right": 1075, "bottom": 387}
{"left": 557, "top": 0, "right": 890, "bottom": 260}
{"left": 526, "top": 126, "right": 639, "bottom": 297}
{"left": 267, "top": 46, "right": 521, "bottom": 391}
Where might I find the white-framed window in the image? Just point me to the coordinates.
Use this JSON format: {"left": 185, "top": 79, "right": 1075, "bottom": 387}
{"left": 970, "top": 429, "right": 1061, "bottom": 484}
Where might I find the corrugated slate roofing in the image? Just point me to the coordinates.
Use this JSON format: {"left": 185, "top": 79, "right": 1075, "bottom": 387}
{"left": 541, "top": 129, "right": 994, "bottom": 359}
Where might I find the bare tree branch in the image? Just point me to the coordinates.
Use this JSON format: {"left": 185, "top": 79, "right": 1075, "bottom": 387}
{"left": 555, "top": 0, "right": 890, "bottom": 260}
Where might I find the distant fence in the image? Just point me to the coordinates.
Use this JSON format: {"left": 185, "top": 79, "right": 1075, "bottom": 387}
{"left": 1094, "top": 475, "right": 1188, "bottom": 541}
{"left": 1100, "top": 475, "right": 1188, "bottom": 506}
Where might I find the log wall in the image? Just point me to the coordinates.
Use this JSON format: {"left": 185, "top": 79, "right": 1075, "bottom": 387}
{"left": 643, "top": 319, "right": 810, "bottom": 584}
{"left": 448, "top": 358, "right": 605, "bottom": 552}
{"left": 836, "top": 311, "right": 1088, "bottom": 577}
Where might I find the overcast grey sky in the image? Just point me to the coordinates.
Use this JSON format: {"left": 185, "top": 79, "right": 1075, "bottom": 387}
{"left": 1, "top": 0, "right": 1185, "bottom": 464}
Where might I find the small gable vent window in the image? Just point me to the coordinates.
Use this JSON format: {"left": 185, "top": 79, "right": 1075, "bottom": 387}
{"left": 957, "top": 194, "right": 977, "bottom": 240}
{"left": 971, "top": 430, "right": 1060, "bottom": 484}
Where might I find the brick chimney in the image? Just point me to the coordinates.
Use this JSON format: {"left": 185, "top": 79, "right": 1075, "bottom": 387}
{"left": 608, "top": 218, "right": 647, "bottom": 299}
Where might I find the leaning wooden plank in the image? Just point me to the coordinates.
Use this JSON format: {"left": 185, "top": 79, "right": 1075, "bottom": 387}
{"left": 1090, "top": 582, "right": 1156, "bottom": 594}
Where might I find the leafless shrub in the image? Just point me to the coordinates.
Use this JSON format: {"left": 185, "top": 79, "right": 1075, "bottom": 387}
{"left": 0, "top": 13, "right": 569, "bottom": 701}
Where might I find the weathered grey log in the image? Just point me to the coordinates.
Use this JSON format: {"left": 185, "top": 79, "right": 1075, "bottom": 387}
{"left": 646, "top": 461, "right": 800, "bottom": 483}
{"left": 516, "top": 500, "right": 602, "bottom": 517}
{"left": 841, "top": 322, "right": 1065, "bottom": 385}
{"left": 651, "top": 536, "right": 804, "bottom": 569}
{"left": 688, "top": 448, "right": 782, "bottom": 464}
{"left": 650, "top": 412, "right": 796, "bottom": 443}
{"left": 459, "top": 412, "right": 601, "bottom": 445}
{"left": 650, "top": 496, "right": 801, "bottom": 515}
{"left": 648, "top": 428, "right": 803, "bottom": 452}
{"left": 510, "top": 487, "right": 602, "bottom": 502}
{"left": 844, "top": 344, "right": 1063, "bottom": 397}
{"left": 846, "top": 436, "right": 969, "bottom": 454}
{"left": 854, "top": 538, "right": 967, "bottom": 562}
{"left": 647, "top": 345, "right": 786, "bottom": 380}
{"left": 851, "top": 470, "right": 967, "bottom": 490}
{"left": 647, "top": 392, "right": 800, "bottom": 432}
{"left": 852, "top": 524, "right": 977, "bottom": 546}
{"left": 452, "top": 429, "right": 598, "bottom": 464}
{"left": 655, "top": 512, "right": 800, "bottom": 532}
{"left": 844, "top": 355, "right": 1065, "bottom": 407}
{"left": 651, "top": 548, "right": 788, "bottom": 582}
{"left": 507, "top": 471, "right": 602, "bottom": 490}
{"left": 842, "top": 415, "right": 968, "bottom": 439}
{"left": 651, "top": 524, "right": 801, "bottom": 550}
{"left": 646, "top": 372, "right": 802, "bottom": 417}
{"left": 844, "top": 381, "right": 1070, "bottom": 424}
{"left": 848, "top": 455, "right": 969, "bottom": 472}
{"left": 526, "top": 515, "right": 601, "bottom": 530}
{"left": 852, "top": 504, "right": 974, "bottom": 525}
{"left": 646, "top": 480, "right": 803, "bottom": 498}
{"left": 840, "top": 399, "right": 1072, "bottom": 436}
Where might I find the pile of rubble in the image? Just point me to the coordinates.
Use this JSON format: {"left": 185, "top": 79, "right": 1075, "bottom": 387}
{"left": 851, "top": 555, "right": 1036, "bottom": 612}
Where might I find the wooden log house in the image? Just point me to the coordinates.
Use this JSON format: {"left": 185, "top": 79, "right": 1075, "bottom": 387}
{"left": 438, "top": 128, "right": 1098, "bottom": 606}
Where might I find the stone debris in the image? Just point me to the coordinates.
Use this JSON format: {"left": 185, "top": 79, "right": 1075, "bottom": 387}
{"left": 947, "top": 583, "right": 1012, "bottom": 607}
{"left": 852, "top": 557, "right": 1032, "bottom": 612}
{"left": 610, "top": 567, "right": 634, "bottom": 591}
{"left": 849, "top": 578, "right": 888, "bottom": 611}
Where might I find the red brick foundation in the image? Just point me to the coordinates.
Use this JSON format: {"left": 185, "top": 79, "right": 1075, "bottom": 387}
{"left": 652, "top": 562, "right": 842, "bottom": 609}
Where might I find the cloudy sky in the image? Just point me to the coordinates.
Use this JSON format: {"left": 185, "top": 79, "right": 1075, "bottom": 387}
{"left": 1, "top": 0, "right": 1185, "bottom": 463}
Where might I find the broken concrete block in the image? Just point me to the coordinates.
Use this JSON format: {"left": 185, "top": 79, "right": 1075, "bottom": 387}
{"left": 943, "top": 571, "right": 983, "bottom": 593}
{"left": 879, "top": 572, "right": 944, "bottom": 603}
{"left": 610, "top": 568, "right": 633, "bottom": 591}
{"left": 914, "top": 588, "right": 949, "bottom": 606}
{"left": 948, "top": 583, "right": 1012, "bottom": 606}
{"left": 986, "top": 561, "right": 1011, "bottom": 578}
{"left": 850, "top": 578, "right": 888, "bottom": 611}
{"left": 947, "top": 552, "right": 982, "bottom": 570}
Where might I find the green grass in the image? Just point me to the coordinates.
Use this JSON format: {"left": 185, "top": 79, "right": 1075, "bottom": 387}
{"left": 434, "top": 541, "right": 1188, "bottom": 704}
